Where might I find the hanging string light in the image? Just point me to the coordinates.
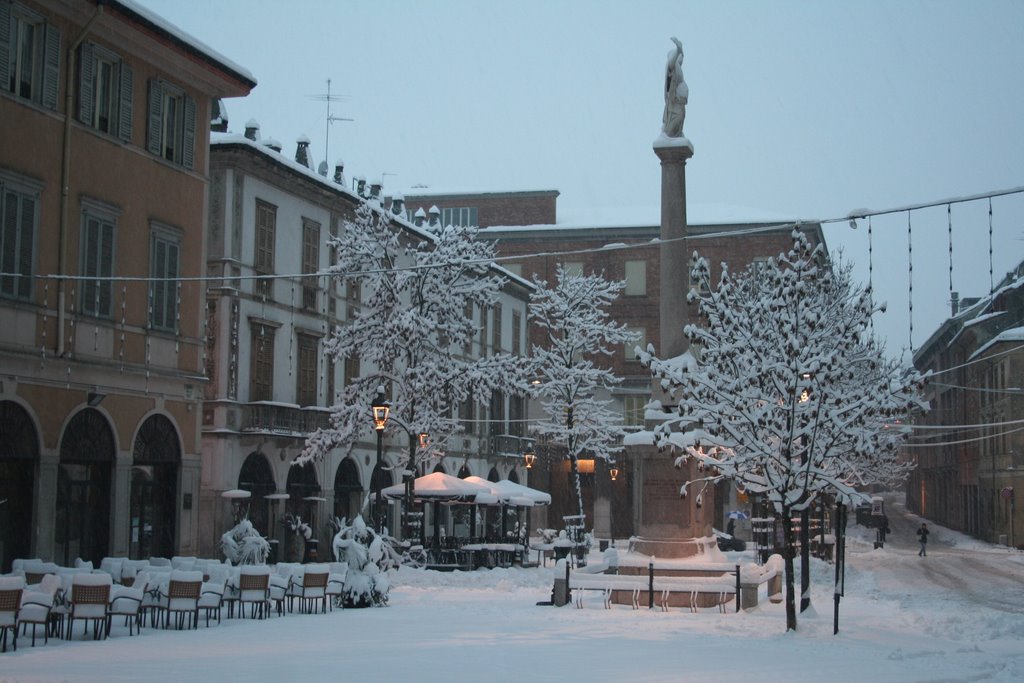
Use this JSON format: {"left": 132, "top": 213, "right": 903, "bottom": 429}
{"left": 988, "top": 198, "right": 994, "bottom": 294}
{"left": 119, "top": 284, "right": 127, "bottom": 372}
{"left": 40, "top": 282, "right": 48, "bottom": 368}
{"left": 947, "top": 204, "right": 953, "bottom": 302}
{"left": 867, "top": 216, "right": 874, "bottom": 332}
{"left": 907, "top": 211, "right": 913, "bottom": 350}
{"left": 174, "top": 281, "right": 182, "bottom": 355}
{"left": 66, "top": 286, "right": 76, "bottom": 388}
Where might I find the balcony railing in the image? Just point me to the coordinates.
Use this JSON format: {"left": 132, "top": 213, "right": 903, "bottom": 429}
{"left": 241, "top": 402, "right": 330, "bottom": 435}
{"left": 491, "top": 434, "right": 535, "bottom": 457}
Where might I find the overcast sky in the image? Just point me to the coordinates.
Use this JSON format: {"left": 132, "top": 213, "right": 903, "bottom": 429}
{"left": 139, "top": 0, "right": 1024, "bottom": 360}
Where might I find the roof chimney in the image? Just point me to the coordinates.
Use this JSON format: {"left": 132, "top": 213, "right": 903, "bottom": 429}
{"left": 428, "top": 205, "right": 441, "bottom": 229}
{"left": 244, "top": 119, "right": 260, "bottom": 140}
{"left": 950, "top": 291, "right": 960, "bottom": 316}
{"left": 333, "top": 159, "right": 345, "bottom": 186}
{"left": 413, "top": 207, "right": 426, "bottom": 227}
{"left": 211, "top": 98, "right": 228, "bottom": 133}
{"left": 295, "top": 135, "right": 312, "bottom": 168}
{"left": 370, "top": 178, "right": 382, "bottom": 200}
{"left": 356, "top": 175, "right": 366, "bottom": 197}
{"left": 391, "top": 192, "right": 405, "bottom": 216}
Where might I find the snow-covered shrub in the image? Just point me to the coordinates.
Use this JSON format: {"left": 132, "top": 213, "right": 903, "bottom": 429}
{"left": 332, "top": 515, "right": 391, "bottom": 608}
{"left": 221, "top": 517, "right": 270, "bottom": 565}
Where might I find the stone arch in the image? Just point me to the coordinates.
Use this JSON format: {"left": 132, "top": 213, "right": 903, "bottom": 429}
{"left": 507, "top": 469, "right": 520, "bottom": 484}
{"left": 487, "top": 467, "right": 500, "bottom": 483}
{"left": 130, "top": 414, "right": 181, "bottom": 559}
{"left": 238, "top": 451, "right": 276, "bottom": 536}
{"left": 57, "top": 408, "right": 116, "bottom": 566}
{"left": 457, "top": 463, "right": 471, "bottom": 479}
{"left": 333, "top": 457, "right": 362, "bottom": 523}
{"left": 0, "top": 400, "right": 41, "bottom": 572}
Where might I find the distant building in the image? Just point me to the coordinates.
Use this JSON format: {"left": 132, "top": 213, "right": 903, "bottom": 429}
{"left": 0, "top": 0, "right": 254, "bottom": 571}
{"left": 203, "top": 139, "right": 534, "bottom": 559}
{"left": 908, "top": 263, "right": 1024, "bottom": 547}
{"left": 404, "top": 189, "right": 825, "bottom": 540}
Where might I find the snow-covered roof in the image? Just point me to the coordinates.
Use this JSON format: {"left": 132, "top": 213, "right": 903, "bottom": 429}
{"left": 404, "top": 186, "right": 559, "bottom": 198}
{"left": 968, "top": 325, "right": 1024, "bottom": 362}
{"left": 113, "top": 0, "right": 256, "bottom": 88}
{"left": 211, "top": 133, "right": 531, "bottom": 290}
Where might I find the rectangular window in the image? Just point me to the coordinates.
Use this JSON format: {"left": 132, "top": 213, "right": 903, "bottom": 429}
{"left": 149, "top": 227, "right": 180, "bottom": 331}
{"left": 460, "top": 398, "right": 474, "bottom": 435}
{"left": 301, "top": 218, "right": 320, "bottom": 310}
{"left": 296, "top": 333, "right": 318, "bottom": 406}
{"left": 78, "top": 42, "right": 132, "bottom": 141}
{"left": 489, "top": 390, "right": 505, "bottom": 438}
{"left": 80, "top": 211, "right": 115, "bottom": 318}
{"left": 0, "top": 180, "right": 37, "bottom": 300}
{"left": 250, "top": 325, "right": 275, "bottom": 401}
{"left": 511, "top": 309, "right": 522, "bottom": 356}
{"left": 563, "top": 261, "right": 584, "bottom": 277}
{"left": 440, "top": 206, "right": 478, "bottom": 228}
{"left": 492, "top": 303, "right": 502, "bottom": 352}
{"left": 2, "top": 2, "right": 60, "bottom": 109}
{"left": 624, "top": 327, "right": 646, "bottom": 363}
{"left": 463, "top": 302, "right": 473, "bottom": 354}
{"left": 344, "top": 353, "right": 360, "bottom": 387}
{"left": 623, "top": 395, "right": 646, "bottom": 428}
{"left": 326, "top": 357, "right": 336, "bottom": 404}
{"left": 509, "top": 395, "right": 525, "bottom": 437}
{"left": 624, "top": 260, "right": 647, "bottom": 296}
{"left": 146, "top": 79, "right": 195, "bottom": 168}
{"left": 254, "top": 200, "right": 276, "bottom": 298}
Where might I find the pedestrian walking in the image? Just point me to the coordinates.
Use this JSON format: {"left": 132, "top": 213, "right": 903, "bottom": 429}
{"left": 916, "top": 523, "right": 929, "bottom": 556}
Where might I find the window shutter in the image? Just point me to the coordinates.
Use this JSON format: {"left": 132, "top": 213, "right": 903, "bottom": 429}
{"left": 182, "top": 94, "right": 196, "bottom": 169}
{"left": 167, "top": 240, "right": 179, "bottom": 329}
{"left": 99, "top": 221, "right": 113, "bottom": 315}
{"left": 147, "top": 79, "right": 163, "bottom": 155}
{"left": 0, "top": 2, "right": 10, "bottom": 92}
{"left": 150, "top": 240, "right": 164, "bottom": 329}
{"left": 42, "top": 23, "right": 60, "bottom": 110}
{"left": 78, "top": 43, "right": 94, "bottom": 124}
{"left": 118, "top": 62, "right": 133, "bottom": 142}
{"left": 17, "top": 194, "right": 33, "bottom": 299}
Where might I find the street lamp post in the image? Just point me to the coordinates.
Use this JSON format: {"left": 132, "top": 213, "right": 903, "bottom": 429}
{"left": 523, "top": 445, "right": 537, "bottom": 547}
{"left": 372, "top": 391, "right": 391, "bottom": 534}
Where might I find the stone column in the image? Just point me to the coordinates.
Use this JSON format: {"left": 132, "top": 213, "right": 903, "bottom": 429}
{"left": 653, "top": 138, "right": 694, "bottom": 360}
{"left": 34, "top": 453, "right": 59, "bottom": 561}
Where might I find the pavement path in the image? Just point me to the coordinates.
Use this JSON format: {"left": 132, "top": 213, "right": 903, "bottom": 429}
{"left": 859, "top": 492, "right": 1024, "bottom": 615}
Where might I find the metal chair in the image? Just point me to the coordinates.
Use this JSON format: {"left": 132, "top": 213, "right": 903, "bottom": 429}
{"left": 0, "top": 576, "right": 25, "bottom": 652}
{"left": 67, "top": 573, "right": 112, "bottom": 641}
{"left": 164, "top": 570, "right": 203, "bottom": 630}
{"left": 237, "top": 566, "right": 271, "bottom": 619}
{"left": 18, "top": 574, "right": 60, "bottom": 646}
{"left": 107, "top": 571, "right": 149, "bottom": 636}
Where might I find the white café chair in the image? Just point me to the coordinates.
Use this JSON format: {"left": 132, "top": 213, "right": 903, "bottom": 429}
{"left": 107, "top": 571, "right": 149, "bottom": 637}
{"left": 19, "top": 574, "right": 60, "bottom": 646}
{"left": 237, "top": 565, "right": 271, "bottom": 619}
{"left": 164, "top": 570, "right": 203, "bottom": 630}
{"left": 0, "top": 575, "right": 25, "bottom": 652}
{"left": 67, "top": 573, "right": 112, "bottom": 641}
{"left": 198, "top": 566, "right": 228, "bottom": 627}
{"left": 326, "top": 562, "right": 348, "bottom": 611}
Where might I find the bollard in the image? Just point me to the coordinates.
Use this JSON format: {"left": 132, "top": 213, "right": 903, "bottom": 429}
{"left": 648, "top": 556, "right": 655, "bottom": 610}
{"left": 552, "top": 559, "right": 569, "bottom": 606}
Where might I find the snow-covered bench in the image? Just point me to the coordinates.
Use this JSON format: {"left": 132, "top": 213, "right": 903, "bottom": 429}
{"left": 569, "top": 572, "right": 737, "bottom": 612}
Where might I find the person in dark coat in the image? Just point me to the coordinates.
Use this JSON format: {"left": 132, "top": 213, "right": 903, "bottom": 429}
{"left": 916, "top": 523, "right": 929, "bottom": 557}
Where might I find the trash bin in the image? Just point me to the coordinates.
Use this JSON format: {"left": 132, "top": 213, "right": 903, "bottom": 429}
{"left": 268, "top": 539, "right": 280, "bottom": 564}
{"left": 599, "top": 539, "right": 609, "bottom": 552}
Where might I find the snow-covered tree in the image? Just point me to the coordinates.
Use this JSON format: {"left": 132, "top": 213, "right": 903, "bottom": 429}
{"left": 331, "top": 515, "right": 391, "bottom": 607}
{"left": 300, "top": 202, "right": 526, "bottom": 533}
{"left": 639, "top": 231, "right": 926, "bottom": 631}
{"left": 220, "top": 518, "right": 270, "bottom": 565}
{"left": 529, "top": 264, "right": 639, "bottom": 523}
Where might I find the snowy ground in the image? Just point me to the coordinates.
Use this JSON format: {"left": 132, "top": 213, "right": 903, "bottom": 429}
{"left": 3, "top": 494, "right": 1023, "bottom": 683}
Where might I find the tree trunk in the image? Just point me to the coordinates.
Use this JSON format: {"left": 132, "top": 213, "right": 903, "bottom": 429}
{"left": 568, "top": 452, "right": 585, "bottom": 520}
{"left": 781, "top": 510, "right": 798, "bottom": 631}
{"left": 800, "top": 506, "right": 810, "bottom": 612}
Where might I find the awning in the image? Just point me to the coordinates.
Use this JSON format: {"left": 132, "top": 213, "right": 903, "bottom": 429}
{"left": 381, "top": 471, "right": 494, "bottom": 503}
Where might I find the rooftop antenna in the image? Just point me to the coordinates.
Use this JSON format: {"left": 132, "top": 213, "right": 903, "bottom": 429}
{"left": 307, "top": 78, "right": 353, "bottom": 165}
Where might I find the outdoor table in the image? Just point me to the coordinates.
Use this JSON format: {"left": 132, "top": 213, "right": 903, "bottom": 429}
{"left": 529, "top": 543, "right": 555, "bottom": 567}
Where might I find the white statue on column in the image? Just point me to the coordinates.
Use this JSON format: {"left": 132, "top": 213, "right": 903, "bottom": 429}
{"left": 661, "top": 37, "right": 688, "bottom": 138}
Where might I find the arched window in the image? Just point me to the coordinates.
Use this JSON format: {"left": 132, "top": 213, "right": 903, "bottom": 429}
{"left": 285, "top": 461, "right": 321, "bottom": 538}
{"left": 333, "top": 458, "right": 362, "bottom": 523}
{"left": 487, "top": 467, "right": 500, "bottom": 483}
{"left": 508, "top": 469, "right": 520, "bottom": 484}
{"left": 57, "top": 408, "right": 115, "bottom": 566}
{"left": 369, "top": 463, "right": 392, "bottom": 533}
{"left": 130, "top": 415, "right": 181, "bottom": 560}
{"left": 238, "top": 452, "right": 276, "bottom": 536}
{"left": 457, "top": 464, "right": 471, "bottom": 479}
{"left": 0, "top": 401, "right": 39, "bottom": 572}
